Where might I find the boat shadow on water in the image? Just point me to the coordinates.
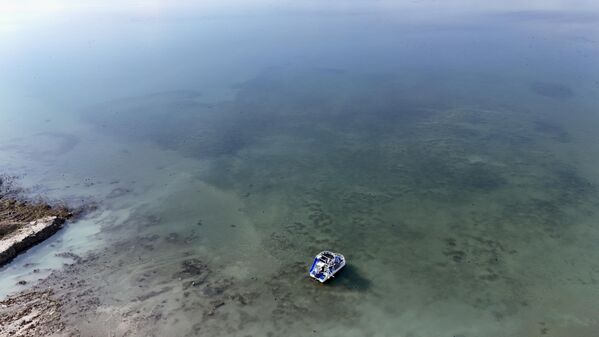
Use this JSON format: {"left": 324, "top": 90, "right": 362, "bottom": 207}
{"left": 322, "top": 265, "right": 371, "bottom": 292}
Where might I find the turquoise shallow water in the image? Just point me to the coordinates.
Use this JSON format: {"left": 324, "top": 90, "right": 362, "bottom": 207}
{"left": 1, "top": 1, "right": 599, "bottom": 336}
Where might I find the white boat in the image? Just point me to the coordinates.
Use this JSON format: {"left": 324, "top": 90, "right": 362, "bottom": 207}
{"left": 309, "top": 251, "right": 346, "bottom": 283}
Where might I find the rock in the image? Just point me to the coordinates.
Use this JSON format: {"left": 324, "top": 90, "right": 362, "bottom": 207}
{"left": 0, "top": 216, "right": 65, "bottom": 266}
{"left": 205, "top": 301, "right": 225, "bottom": 317}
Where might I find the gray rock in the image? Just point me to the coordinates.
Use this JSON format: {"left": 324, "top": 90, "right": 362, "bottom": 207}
{"left": 0, "top": 216, "right": 65, "bottom": 266}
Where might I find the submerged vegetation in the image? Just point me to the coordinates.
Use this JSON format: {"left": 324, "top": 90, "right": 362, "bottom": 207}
{"left": 73, "top": 69, "right": 599, "bottom": 335}
{"left": 530, "top": 82, "right": 575, "bottom": 99}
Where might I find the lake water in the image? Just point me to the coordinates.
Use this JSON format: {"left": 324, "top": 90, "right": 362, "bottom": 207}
{"left": 1, "top": 1, "right": 599, "bottom": 336}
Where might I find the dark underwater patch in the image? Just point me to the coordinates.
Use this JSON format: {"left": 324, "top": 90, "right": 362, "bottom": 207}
{"left": 530, "top": 82, "right": 575, "bottom": 99}
{"left": 549, "top": 168, "right": 596, "bottom": 203}
{"left": 399, "top": 152, "right": 507, "bottom": 200}
{"left": 79, "top": 69, "right": 599, "bottom": 328}
{"left": 461, "top": 163, "right": 507, "bottom": 190}
{"left": 328, "top": 265, "right": 371, "bottom": 292}
{"left": 533, "top": 120, "right": 571, "bottom": 142}
{"left": 83, "top": 90, "right": 266, "bottom": 158}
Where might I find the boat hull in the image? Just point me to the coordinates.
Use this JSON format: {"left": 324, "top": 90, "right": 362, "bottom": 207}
{"left": 309, "top": 251, "right": 346, "bottom": 283}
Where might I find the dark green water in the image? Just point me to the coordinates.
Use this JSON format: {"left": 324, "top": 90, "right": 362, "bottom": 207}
{"left": 1, "top": 1, "right": 599, "bottom": 336}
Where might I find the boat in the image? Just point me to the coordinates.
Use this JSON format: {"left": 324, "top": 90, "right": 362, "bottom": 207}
{"left": 309, "top": 251, "right": 346, "bottom": 283}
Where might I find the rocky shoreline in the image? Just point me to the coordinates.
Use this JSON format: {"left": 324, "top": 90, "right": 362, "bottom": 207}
{"left": 0, "top": 176, "right": 72, "bottom": 267}
{"left": 0, "top": 176, "right": 76, "bottom": 336}
{"left": 0, "top": 289, "right": 65, "bottom": 336}
{"left": 0, "top": 216, "right": 66, "bottom": 266}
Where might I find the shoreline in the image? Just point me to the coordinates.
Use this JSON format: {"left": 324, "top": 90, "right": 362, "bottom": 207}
{"left": 0, "top": 176, "right": 79, "bottom": 336}
{"left": 0, "top": 176, "right": 73, "bottom": 268}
